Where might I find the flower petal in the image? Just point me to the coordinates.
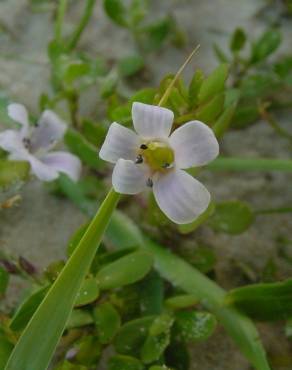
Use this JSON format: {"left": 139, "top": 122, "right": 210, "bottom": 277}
{"left": 153, "top": 169, "right": 210, "bottom": 224}
{"left": 30, "top": 110, "right": 67, "bottom": 153}
{"left": 112, "top": 159, "right": 149, "bottom": 194}
{"left": 41, "top": 151, "right": 82, "bottom": 182}
{"left": 132, "top": 102, "right": 174, "bottom": 139}
{"left": 8, "top": 103, "right": 30, "bottom": 137}
{"left": 27, "top": 155, "right": 59, "bottom": 182}
{"left": 0, "top": 130, "right": 27, "bottom": 157}
{"left": 99, "top": 122, "right": 139, "bottom": 164}
{"left": 169, "top": 121, "right": 219, "bottom": 169}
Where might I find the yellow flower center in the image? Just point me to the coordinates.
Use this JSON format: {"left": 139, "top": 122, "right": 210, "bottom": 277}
{"left": 138, "top": 140, "right": 174, "bottom": 172}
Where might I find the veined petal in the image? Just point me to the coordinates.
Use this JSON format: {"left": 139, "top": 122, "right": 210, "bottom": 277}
{"left": 99, "top": 122, "right": 139, "bottom": 164}
{"left": 30, "top": 110, "right": 67, "bottom": 153}
{"left": 8, "top": 103, "right": 30, "bottom": 138}
{"left": 41, "top": 151, "right": 82, "bottom": 182}
{"left": 169, "top": 121, "right": 219, "bottom": 169}
{"left": 153, "top": 169, "right": 210, "bottom": 224}
{"left": 132, "top": 102, "right": 174, "bottom": 139}
{"left": 112, "top": 159, "right": 149, "bottom": 194}
{"left": 0, "top": 130, "right": 27, "bottom": 157}
{"left": 27, "top": 155, "right": 59, "bottom": 182}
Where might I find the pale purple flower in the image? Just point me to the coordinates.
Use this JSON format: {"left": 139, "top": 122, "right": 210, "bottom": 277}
{"left": 0, "top": 103, "right": 82, "bottom": 182}
{"left": 99, "top": 102, "right": 219, "bottom": 224}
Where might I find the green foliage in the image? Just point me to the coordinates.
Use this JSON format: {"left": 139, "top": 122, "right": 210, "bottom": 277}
{"left": 251, "top": 29, "right": 282, "bottom": 64}
{"left": 93, "top": 302, "right": 121, "bottom": 343}
{"left": 230, "top": 28, "right": 246, "bottom": 53}
{"left": 209, "top": 200, "right": 254, "bottom": 234}
{"left": 108, "top": 355, "right": 143, "bottom": 370}
{"left": 226, "top": 279, "right": 292, "bottom": 321}
{"left": 173, "top": 311, "right": 217, "bottom": 342}
{"left": 97, "top": 251, "right": 153, "bottom": 290}
{"left": 74, "top": 277, "right": 100, "bottom": 306}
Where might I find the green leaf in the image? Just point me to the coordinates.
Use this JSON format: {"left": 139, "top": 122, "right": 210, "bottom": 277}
{"left": 66, "top": 309, "right": 93, "bottom": 329}
{"left": 174, "top": 311, "right": 217, "bottom": 342}
{"left": 114, "top": 316, "right": 155, "bottom": 355}
{"left": 188, "top": 69, "right": 205, "bottom": 107}
{"left": 226, "top": 279, "right": 292, "bottom": 321}
{"left": 165, "top": 294, "right": 198, "bottom": 310}
{"left": 93, "top": 302, "right": 121, "bottom": 343}
{"left": 74, "top": 335, "right": 101, "bottom": 366}
{"left": 74, "top": 277, "right": 99, "bottom": 306}
{"left": 142, "top": 17, "right": 172, "bottom": 52}
{"left": 209, "top": 200, "right": 254, "bottom": 235}
{"left": 55, "top": 361, "right": 87, "bottom": 370}
{"left": 139, "top": 271, "right": 164, "bottom": 315}
{"left": 198, "top": 64, "right": 229, "bottom": 104}
{"left": 118, "top": 55, "right": 145, "bottom": 77}
{"left": 64, "top": 129, "right": 104, "bottom": 170}
{"left": 9, "top": 286, "right": 50, "bottom": 332}
{"left": 230, "top": 28, "right": 246, "bottom": 52}
{"left": 108, "top": 355, "right": 143, "bottom": 370}
{"left": 5, "top": 189, "right": 120, "bottom": 370}
{"left": 232, "top": 104, "right": 259, "bottom": 128}
{"left": 195, "top": 93, "right": 225, "bottom": 124}
{"left": 130, "top": 88, "right": 156, "bottom": 104}
{"left": 251, "top": 29, "right": 282, "bottom": 63}
{"left": 0, "top": 160, "right": 30, "bottom": 189}
{"left": 0, "top": 266, "right": 9, "bottom": 296}
{"left": 63, "top": 61, "right": 90, "bottom": 85}
{"left": 212, "top": 103, "right": 236, "bottom": 138}
{"left": 103, "top": 0, "right": 128, "bottom": 27}
{"left": 97, "top": 251, "right": 153, "bottom": 290}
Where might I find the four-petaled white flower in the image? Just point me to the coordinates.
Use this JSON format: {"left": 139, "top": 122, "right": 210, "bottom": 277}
{"left": 99, "top": 102, "right": 219, "bottom": 224}
{"left": 0, "top": 103, "right": 82, "bottom": 182}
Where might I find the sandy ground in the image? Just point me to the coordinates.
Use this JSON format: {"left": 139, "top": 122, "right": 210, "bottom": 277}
{"left": 0, "top": 0, "right": 292, "bottom": 369}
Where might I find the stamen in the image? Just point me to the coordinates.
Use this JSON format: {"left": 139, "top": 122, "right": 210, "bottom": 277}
{"left": 146, "top": 178, "right": 153, "bottom": 188}
{"left": 162, "top": 163, "right": 170, "bottom": 168}
{"left": 140, "top": 144, "right": 148, "bottom": 150}
{"left": 135, "top": 154, "right": 143, "bottom": 164}
{"left": 22, "top": 138, "right": 31, "bottom": 149}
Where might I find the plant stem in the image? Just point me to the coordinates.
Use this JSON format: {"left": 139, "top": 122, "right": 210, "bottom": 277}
{"left": 208, "top": 157, "right": 292, "bottom": 172}
{"left": 5, "top": 189, "right": 120, "bottom": 370}
{"left": 54, "top": 0, "right": 68, "bottom": 43}
{"left": 67, "top": 0, "right": 96, "bottom": 52}
{"left": 254, "top": 207, "right": 292, "bottom": 215}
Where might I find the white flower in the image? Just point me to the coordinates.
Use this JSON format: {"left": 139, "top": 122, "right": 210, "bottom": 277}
{"left": 0, "top": 103, "right": 82, "bottom": 182}
{"left": 99, "top": 102, "right": 219, "bottom": 224}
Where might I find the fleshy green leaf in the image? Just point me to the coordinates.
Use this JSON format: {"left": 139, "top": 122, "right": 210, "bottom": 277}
{"left": 108, "top": 355, "right": 143, "bottom": 370}
{"left": 118, "top": 55, "right": 145, "bottom": 77}
{"left": 97, "top": 251, "right": 153, "bottom": 290}
{"left": 74, "top": 277, "right": 99, "bottom": 306}
{"left": 209, "top": 200, "right": 254, "bottom": 234}
{"left": 103, "top": 0, "right": 128, "bottom": 27}
{"left": 174, "top": 311, "right": 217, "bottom": 342}
{"left": 230, "top": 28, "right": 246, "bottom": 52}
{"left": 93, "top": 302, "right": 121, "bottom": 343}
{"left": 114, "top": 316, "right": 155, "bottom": 355}
{"left": 251, "top": 29, "right": 282, "bottom": 63}
{"left": 226, "top": 279, "right": 292, "bottom": 321}
{"left": 165, "top": 294, "right": 199, "bottom": 310}
{"left": 198, "top": 64, "right": 229, "bottom": 104}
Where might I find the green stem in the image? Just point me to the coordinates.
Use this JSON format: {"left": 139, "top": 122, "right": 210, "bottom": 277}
{"left": 208, "top": 157, "right": 292, "bottom": 172}
{"left": 54, "top": 0, "right": 68, "bottom": 42}
{"left": 66, "top": 0, "right": 96, "bottom": 52}
{"left": 254, "top": 207, "right": 292, "bottom": 215}
{"left": 5, "top": 189, "right": 120, "bottom": 370}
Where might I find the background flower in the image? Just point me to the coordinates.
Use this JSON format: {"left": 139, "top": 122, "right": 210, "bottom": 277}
{"left": 0, "top": 103, "right": 82, "bottom": 182}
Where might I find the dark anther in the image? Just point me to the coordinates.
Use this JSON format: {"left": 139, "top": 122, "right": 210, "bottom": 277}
{"left": 22, "top": 138, "right": 31, "bottom": 149}
{"left": 146, "top": 178, "right": 153, "bottom": 188}
{"left": 162, "top": 163, "right": 170, "bottom": 168}
{"left": 135, "top": 154, "right": 143, "bottom": 164}
{"left": 140, "top": 144, "right": 148, "bottom": 150}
